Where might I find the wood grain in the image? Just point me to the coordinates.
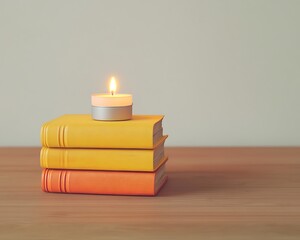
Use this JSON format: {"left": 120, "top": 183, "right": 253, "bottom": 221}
{"left": 0, "top": 147, "right": 300, "bottom": 239}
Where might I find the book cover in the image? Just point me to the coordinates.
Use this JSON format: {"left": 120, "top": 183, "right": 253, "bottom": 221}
{"left": 41, "top": 114, "right": 164, "bottom": 149}
{"left": 40, "top": 136, "right": 168, "bottom": 171}
{"left": 41, "top": 164, "right": 167, "bottom": 196}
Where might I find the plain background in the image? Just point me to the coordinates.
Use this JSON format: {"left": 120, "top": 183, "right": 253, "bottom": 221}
{"left": 0, "top": 0, "right": 299, "bottom": 147}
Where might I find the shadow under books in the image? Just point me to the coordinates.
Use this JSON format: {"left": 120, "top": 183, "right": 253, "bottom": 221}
{"left": 159, "top": 163, "right": 256, "bottom": 197}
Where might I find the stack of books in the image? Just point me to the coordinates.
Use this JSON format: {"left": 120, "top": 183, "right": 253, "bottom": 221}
{"left": 40, "top": 114, "right": 168, "bottom": 196}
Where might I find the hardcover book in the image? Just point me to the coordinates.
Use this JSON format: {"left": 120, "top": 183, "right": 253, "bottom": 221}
{"left": 41, "top": 114, "right": 164, "bottom": 149}
{"left": 41, "top": 164, "right": 167, "bottom": 196}
{"left": 40, "top": 136, "right": 168, "bottom": 171}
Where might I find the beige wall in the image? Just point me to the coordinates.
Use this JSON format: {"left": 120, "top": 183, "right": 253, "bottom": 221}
{"left": 0, "top": 0, "right": 299, "bottom": 146}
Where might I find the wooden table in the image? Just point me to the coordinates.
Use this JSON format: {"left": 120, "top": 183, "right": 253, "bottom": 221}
{"left": 0, "top": 147, "right": 300, "bottom": 239}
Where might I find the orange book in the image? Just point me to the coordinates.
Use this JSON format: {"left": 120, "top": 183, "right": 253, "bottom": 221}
{"left": 41, "top": 164, "right": 167, "bottom": 196}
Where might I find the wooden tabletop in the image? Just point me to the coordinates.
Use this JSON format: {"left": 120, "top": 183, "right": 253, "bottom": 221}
{"left": 0, "top": 147, "right": 300, "bottom": 239}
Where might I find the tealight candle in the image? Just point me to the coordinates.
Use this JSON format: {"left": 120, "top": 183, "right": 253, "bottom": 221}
{"left": 91, "top": 77, "right": 133, "bottom": 121}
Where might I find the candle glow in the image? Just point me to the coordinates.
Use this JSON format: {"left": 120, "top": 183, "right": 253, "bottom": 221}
{"left": 110, "top": 77, "right": 117, "bottom": 95}
{"left": 92, "top": 77, "right": 132, "bottom": 107}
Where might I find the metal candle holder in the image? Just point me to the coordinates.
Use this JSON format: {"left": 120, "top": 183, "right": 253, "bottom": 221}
{"left": 92, "top": 105, "right": 132, "bottom": 121}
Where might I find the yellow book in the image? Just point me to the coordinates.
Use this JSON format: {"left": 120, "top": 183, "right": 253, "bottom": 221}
{"left": 40, "top": 136, "right": 168, "bottom": 171}
{"left": 41, "top": 114, "right": 164, "bottom": 149}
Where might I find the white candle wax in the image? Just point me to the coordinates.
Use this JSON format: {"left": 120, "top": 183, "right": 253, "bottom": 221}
{"left": 91, "top": 94, "right": 132, "bottom": 107}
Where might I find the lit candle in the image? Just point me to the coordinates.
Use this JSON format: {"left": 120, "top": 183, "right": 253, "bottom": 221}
{"left": 91, "top": 77, "right": 133, "bottom": 121}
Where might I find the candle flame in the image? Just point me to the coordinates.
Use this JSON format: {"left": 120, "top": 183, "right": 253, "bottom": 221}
{"left": 109, "top": 77, "right": 117, "bottom": 95}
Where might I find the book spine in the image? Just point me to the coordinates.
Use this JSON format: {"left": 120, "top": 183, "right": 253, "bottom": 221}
{"left": 41, "top": 122, "right": 155, "bottom": 149}
{"left": 41, "top": 169, "right": 156, "bottom": 195}
{"left": 40, "top": 147, "right": 155, "bottom": 171}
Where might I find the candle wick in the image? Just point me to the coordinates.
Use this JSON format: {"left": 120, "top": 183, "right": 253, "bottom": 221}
{"left": 111, "top": 91, "right": 114, "bottom": 96}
